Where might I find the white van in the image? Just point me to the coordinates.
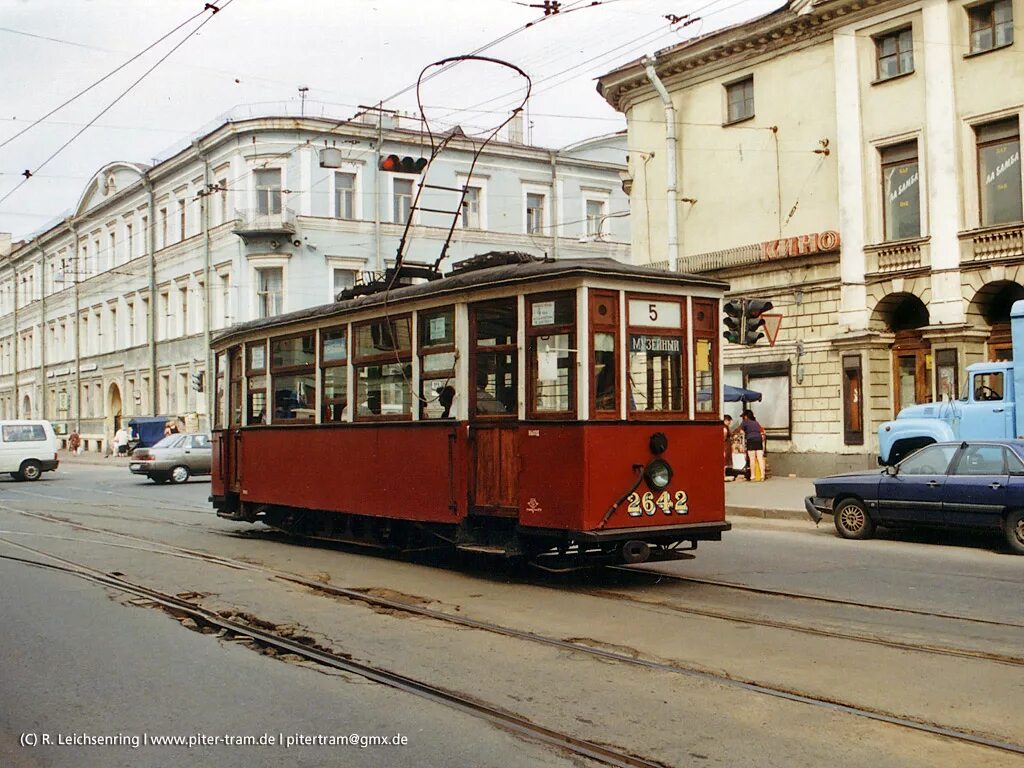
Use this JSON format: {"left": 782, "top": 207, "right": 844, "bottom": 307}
{"left": 0, "top": 421, "right": 59, "bottom": 481}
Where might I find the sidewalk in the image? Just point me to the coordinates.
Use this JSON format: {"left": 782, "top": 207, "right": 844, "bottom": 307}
{"left": 58, "top": 449, "right": 130, "bottom": 467}
{"left": 725, "top": 476, "right": 815, "bottom": 521}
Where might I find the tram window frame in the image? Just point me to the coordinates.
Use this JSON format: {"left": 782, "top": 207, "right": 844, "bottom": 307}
{"left": 246, "top": 341, "right": 268, "bottom": 425}
{"left": 692, "top": 298, "right": 720, "bottom": 420}
{"left": 269, "top": 332, "right": 316, "bottom": 424}
{"left": 526, "top": 292, "right": 576, "bottom": 419}
{"left": 321, "top": 325, "right": 348, "bottom": 423}
{"left": 589, "top": 290, "right": 620, "bottom": 420}
{"left": 625, "top": 293, "right": 688, "bottom": 419}
{"left": 470, "top": 299, "right": 518, "bottom": 419}
{"left": 353, "top": 315, "right": 413, "bottom": 421}
{"left": 418, "top": 307, "right": 457, "bottom": 420}
{"left": 229, "top": 347, "right": 243, "bottom": 427}
{"left": 214, "top": 351, "right": 227, "bottom": 429}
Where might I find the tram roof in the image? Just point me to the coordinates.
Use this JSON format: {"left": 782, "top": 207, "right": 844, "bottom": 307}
{"left": 214, "top": 256, "right": 728, "bottom": 345}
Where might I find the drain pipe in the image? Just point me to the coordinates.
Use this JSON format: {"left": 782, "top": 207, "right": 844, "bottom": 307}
{"left": 642, "top": 55, "right": 679, "bottom": 271}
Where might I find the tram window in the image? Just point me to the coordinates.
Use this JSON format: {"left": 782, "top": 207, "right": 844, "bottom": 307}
{"left": 419, "top": 308, "right": 456, "bottom": 419}
{"left": 229, "top": 349, "right": 243, "bottom": 426}
{"left": 354, "top": 316, "right": 412, "bottom": 420}
{"left": 628, "top": 334, "right": 685, "bottom": 413}
{"left": 246, "top": 341, "right": 267, "bottom": 424}
{"left": 214, "top": 351, "right": 227, "bottom": 429}
{"left": 321, "top": 326, "right": 348, "bottom": 422}
{"left": 693, "top": 299, "right": 719, "bottom": 418}
{"left": 472, "top": 301, "right": 517, "bottom": 417}
{"left": 527, "top": 293, "right": 575, "bottom": 417}
{"left": 593, "top": 332, "right": 617, "bottom": 413}
{"left": 270, "top": 333, "right": 316, "bottom": 422}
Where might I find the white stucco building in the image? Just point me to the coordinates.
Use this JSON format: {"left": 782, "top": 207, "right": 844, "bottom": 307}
{"left": 599, "top": 0, "right": 1023, "bottom": 473}
{"left": 0, "top": 108, "right": 630, "bottom": 451}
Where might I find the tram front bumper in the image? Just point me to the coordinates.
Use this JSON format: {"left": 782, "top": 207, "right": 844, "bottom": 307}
{"left": 522, "top": 520, "right": 731, "bottom": 545}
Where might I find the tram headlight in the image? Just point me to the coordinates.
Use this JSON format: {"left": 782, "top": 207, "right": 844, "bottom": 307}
{"left": 644, "top": 458, "right": 673, "bottom": 490}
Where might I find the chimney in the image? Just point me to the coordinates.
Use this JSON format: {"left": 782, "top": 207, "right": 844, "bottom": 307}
{"left": 507, "top": 112, "right": 524, "bottom": 144}
{"left": 0, "top": 233, "right": 11, "bottom": 258}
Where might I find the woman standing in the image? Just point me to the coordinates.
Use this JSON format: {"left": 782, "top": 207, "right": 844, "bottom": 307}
{"left": 739, "top": 409, "right": 767, "bottom": 481}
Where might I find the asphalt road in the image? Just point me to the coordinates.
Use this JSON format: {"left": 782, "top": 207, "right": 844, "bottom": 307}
{"left": 1, "top": 464, "right": 1022, "bottom": 767}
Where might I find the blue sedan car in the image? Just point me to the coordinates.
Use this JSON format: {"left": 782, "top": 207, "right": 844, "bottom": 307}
{"left": 805, "top": 440, "right": 1024, "bottom": 554}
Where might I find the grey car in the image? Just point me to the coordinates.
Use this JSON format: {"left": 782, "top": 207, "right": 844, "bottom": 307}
{"left": 129, "top": 433, "right": 212, "bottom": 484}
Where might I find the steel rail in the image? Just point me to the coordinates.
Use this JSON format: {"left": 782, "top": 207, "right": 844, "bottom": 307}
{"left": 0, "top": 542, "right": 665, "bottom": 768}
{"left": 2, "top": 510, "right": 1024, "bottom": 757}
{"left": 612, "top": 568, "right": 1024, "bottom": 630}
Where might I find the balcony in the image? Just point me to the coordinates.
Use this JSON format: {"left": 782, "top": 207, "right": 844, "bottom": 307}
{"left": 232, "top": 208, "right": 297, "bottom": 241}
{"left": 959, "top": 222, "right": 1024, "bottom": 263}
{"left": 865, "top": 237, "right": 930, "bottom": 276}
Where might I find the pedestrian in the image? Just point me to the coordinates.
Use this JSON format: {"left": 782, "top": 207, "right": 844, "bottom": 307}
{"left": 68, "top": 430, "right": 81, "bottom": 455}
{"left": 722, "top": 415, "right": 733, "bottom": 479}
{"left": 113, "top": 426, "right": 129, "bottom": 457}
{"left": 738, "top": 409, "right": 767, "bottom": 481}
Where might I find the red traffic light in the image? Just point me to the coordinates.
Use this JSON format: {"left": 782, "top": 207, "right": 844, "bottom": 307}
{"left": 380, "top": 155, "right": 428, "bottom": 174}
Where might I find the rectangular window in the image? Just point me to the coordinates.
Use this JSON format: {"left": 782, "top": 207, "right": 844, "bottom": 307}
{"left": 526, "top": 193, "right": 545, "bottom": 234}
{"left": 334, "top": 172, "right": 355, "bottom": 219}
{"left": 627, "top": 296, "right": 686, "bottom": 415}
{"left": 472, "top": 301, "right": 517, "bottom": 417}
{"left": 158, "top": 291, "right": 169, "bottom": 340}
{"left": 527, "top": 294, "right": 575, "bottom": 417}
{"left": 270, "top": 334, "right": 315, "bottom": 422}
{"left": 354, "top": 316, "right": 412, "bottom": 419}
{"left": 936, "top": 348, "right": 959, "bottom": 402}
{"left": 976, "top": 118, "right": 1022, "bottom": 226}
{"left": 159, "top": 209, "right": 168, "bottom": 249}
{"left": 3, "top": 424, "right": 45, "bottom": 442}
{"left": 693, "top": 299, "right": 719, "bottom": 418}
{"left": 393, "top": 178, "right": 413, "bottom": 223}
{"left": 179, "top": 285, "right": 189, "bottom": 336}
{"left": 217, "top": 178, "right": 228, "bottom": 224}
{"left": 215, "top": 352, "right": 227, "bottom": 429}
{"left": 969, "top": 0, "right": 1013, "bottom": 53}
{"left": 875, "top": 27, "right": 914, "bottom": 80}
{"left": 255, "top": 169, "right": 282, "bottom": 216}
{"left": 881, "top": 141, "right": 921, "bottom": 240}
{"left": 246, "top": 341, "right": 267, "bottom": 424}
{"left": 219, "top": 273, "right": 231, "bottom": 327}
{"left": 178, "top": 199, "right": 186, "bottom": 240}
{"left": 256, "top": 267, "right": 283, "bottom": 319}
{"left": 321, "top": 327, "right": 348, "bottom": 422}
{"left": 842, "top": 355, "right": 864, "bottom": 445}
{"left": 745, "top": 361, "right": 792, "bottom": 439}
{"left": 461, "top": 186, "right": 481, "bottom": 228}
{"left": 229, "top": 349, "right": 242, "bottom": 426}
{"left": 726, "top": 76, "right": 754, "bottom": 123}
{"left": 419, "top": 307, "right": 456, "bottom": 419}
{"left": 590, "top": 291, "right": 619, "bottom": 418}
{"left": 126, "top": 223, "right": 134, "bottom": 259}
{"left": 333, "top": 268, "right": 355, "bottom": 297}
{"left": 586, "top": 199, "right": 606, "bottom": 237}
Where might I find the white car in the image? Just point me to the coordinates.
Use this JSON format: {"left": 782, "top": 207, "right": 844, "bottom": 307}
{"left": 0, "top": 420, "right": 60, "bottom": 481}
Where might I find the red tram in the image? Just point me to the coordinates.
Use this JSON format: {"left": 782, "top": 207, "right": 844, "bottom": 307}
{"left": 211, "top": 253, "right": 730, "bottom": 568}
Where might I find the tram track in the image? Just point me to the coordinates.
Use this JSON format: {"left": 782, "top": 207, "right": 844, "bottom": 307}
{"left": 3, "top": 503, "right": 1024, "bottom": 757}
{"left": 0, "top": 541, "right": 664, "bottom": 768}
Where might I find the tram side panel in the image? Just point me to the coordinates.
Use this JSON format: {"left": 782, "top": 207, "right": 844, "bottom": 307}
{"left": 233, "top": 424, "right": 470, "bottom": 523}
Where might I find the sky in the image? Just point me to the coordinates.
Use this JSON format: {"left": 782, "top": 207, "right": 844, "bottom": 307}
{"left": 0, "top": 0, "right": 781, "bottom": 241}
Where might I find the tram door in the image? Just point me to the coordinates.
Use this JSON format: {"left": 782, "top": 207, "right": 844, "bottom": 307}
{"left": 469, "top": 301, "right": 520, "bottom": 517}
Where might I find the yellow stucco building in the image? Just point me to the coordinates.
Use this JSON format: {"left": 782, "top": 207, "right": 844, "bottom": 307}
{"left": 599, "top": 0, "right": 1023, "bottom": 474}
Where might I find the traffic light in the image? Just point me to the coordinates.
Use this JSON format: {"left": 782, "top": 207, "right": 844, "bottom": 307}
{"left": 723, "top": 299, "right": 744, "bottom": 344}
{"left": 191, "top": 371, "right": 204, "bottom": 393}
{"left": 743, "top": 299, "right": 774, "bottom": 345}
{"left": 379, "top": 154, "right": 428, "bottom": 174}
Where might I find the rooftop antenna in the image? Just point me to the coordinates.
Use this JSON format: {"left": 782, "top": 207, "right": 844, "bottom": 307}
{"left": 298, "top": 86, "right": 309, "bottom": 116}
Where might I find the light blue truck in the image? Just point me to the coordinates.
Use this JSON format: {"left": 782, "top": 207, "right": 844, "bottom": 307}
{"left": 878, "top": 300, "right": 1024, "bottom": 465}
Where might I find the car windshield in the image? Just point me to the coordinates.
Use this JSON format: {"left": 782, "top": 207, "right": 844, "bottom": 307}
{"left": 153, "top": 435, "right": 184, "bottom": 449}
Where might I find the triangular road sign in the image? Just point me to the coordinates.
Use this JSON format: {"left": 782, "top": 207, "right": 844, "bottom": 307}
{"left": 761, "top": 313, "right": 783, "bottom": 346}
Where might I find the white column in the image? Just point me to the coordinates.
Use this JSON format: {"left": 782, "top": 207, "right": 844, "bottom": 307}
{"left": 922, "top": 0, "right": 965, "bottom": 325}
{"left": 834, "top": 29, "right": 868, "bottom": 330}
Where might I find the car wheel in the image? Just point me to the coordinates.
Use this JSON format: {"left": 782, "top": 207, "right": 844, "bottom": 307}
{"left": 19, "top": 461, "right": 42, "bottom": 481}
{"left": 833, "top": 498, "right": 875, "bottom": 540}
{"left": 169, "top": 465, "right": 190, "bottom": 484}
{"left": 1004, "top": 510, "right": 1024, "bottom": 555}
{"left": 151, "top": 474, "right": 169, "bottom": 485}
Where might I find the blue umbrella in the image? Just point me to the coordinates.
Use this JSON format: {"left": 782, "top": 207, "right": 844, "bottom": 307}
{"left": 724, "top": 384, "right": 762, "bottom": 402}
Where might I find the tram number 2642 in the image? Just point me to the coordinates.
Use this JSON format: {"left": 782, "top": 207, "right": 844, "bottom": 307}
{"left": 626, "top": 490, "right": 689, "bottom": 517}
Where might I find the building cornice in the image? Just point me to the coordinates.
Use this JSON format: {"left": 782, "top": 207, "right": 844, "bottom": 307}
{"left": 598, "top": 0, "right": 905, "bottom": 113}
